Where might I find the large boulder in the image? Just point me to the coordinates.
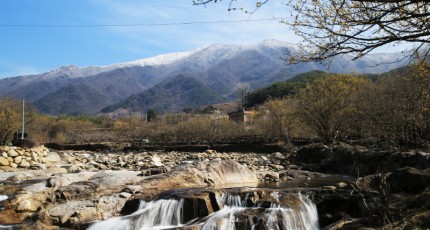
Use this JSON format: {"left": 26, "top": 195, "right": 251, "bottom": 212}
{"left": 0, "top": 156, "right": 9, "bottom": 166}
{"left": 141, "top": 160, "right": 258, "bottom": 191}
{"left": 387, "top": 167, "right": 430, "bottom": 193}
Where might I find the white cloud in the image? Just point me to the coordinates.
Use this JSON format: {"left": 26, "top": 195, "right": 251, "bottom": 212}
{"left": 0, "top": 65, "right": 41, "bottom": 78}
{"left": 87, "top": 0, "right": 298, "bottom": 56}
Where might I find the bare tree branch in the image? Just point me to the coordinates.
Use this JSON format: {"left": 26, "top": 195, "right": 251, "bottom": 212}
{"left": 193, "top": 0, "right": 430, "bottom": 63}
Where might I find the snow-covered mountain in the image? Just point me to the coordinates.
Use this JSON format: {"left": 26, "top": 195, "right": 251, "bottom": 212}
{"left": 0, "top": 39, "right": 409, "bottom": 115}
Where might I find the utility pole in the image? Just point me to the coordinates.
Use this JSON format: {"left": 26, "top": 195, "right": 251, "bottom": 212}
{"left": 21, "top": 100, "right": 25, "bottom": 139}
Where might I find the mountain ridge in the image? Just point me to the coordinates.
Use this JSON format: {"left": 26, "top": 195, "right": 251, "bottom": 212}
{"left": 0, "top": 39, "right": 410, "bottom": 115}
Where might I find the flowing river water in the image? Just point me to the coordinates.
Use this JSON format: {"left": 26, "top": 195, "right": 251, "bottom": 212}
{"left": 88, "top": 191, "right": 319, "bottom": 230}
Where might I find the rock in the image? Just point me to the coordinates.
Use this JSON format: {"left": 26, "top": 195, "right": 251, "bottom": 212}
{"left": 9, "top": 172, "right": 34, "bottom": 181}
{"left": 71, "top": 207, "right": 99, "bottom": 224}
{"left": 96, "top": 194, "right": 129, "bottom": 219}
{"left": 206, "top": 160, "right": 259, "bottom": 186}
{"left": 0, "top": 209, "right": 32, "bottom": 225}
{"left": 14, "top": 156, "right": 22, "bottom": 164}
{"left": 336, "top": 182, "right": 348, "bottom": 188}
{"left": 205, "top": 149, "right": 217, "bottom": 155}
{"left": 13, "top": 193, "right": 46, "bottom": 212}
{"left": 150, "top": 155, "right": 164, "bottom": 167}
{"left": 323, "top": 186, "right": 337, "bottom": 190}
{"left": 48, "top": 172, "right": 97, "bottom": 187}
{"left": 19, "top": 160, "right": 30, "bottom": 168}
{"left": 89, "top": 171, "right": 142, "bottom": 188}
{"left": 0, "top": 157, "right": 10, "bottom": 166}
{"left": 387, "top": 167, "right": 430, "bottom": 193}
{"left": 24, "top": 181, "right": 50, "bottom": 193}
{"left": 55, "top": 181, "right": 99, "bottom": 201}
{"left": 119, "top": 192, "right": 132, "bottom": 199}
{"left": 293, "top": 143, "right": 333, "bottom": 164}
{"left": 269, "top": 164, "right": 284, "bottom": 170}
{"left": 67, "top": 164, "right": 81, "bottom": 173}
{"left": 10, "top": 163, "right": 18, "bottom": 168}
{"left": 140, "top": 166, "right": 171, "bottom": 176}
{"left": 2, "top": 152, "right": 8, "bottom": 158}
{"left": 141, "top": 160, "right": 258, "bottom": 190}
{"left": 8, "top": 149, "right": 19, "bottom": 157}
{"left": 264, "top": 172, "right": 280, "bottom": 180}
{"left": 48, "top": 200, "right": 95, "bottom": 224}
{"left": 270, "top": 152, "right": 285, "bottom": 161}
{"left": 122, "top": 185, "right": 144, "bottom": 195}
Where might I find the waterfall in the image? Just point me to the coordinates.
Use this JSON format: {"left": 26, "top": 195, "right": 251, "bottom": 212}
{"left": 89, "top": 192, "right": 319, "bottom": 230}
{"left": 265, "top": 194, "right": 319, "bottom": 230}
{"left": 202, "top": 192, "right": 319, "bottom": 230}
{"left": 88, "top": 199, "right": 184, "bottom": 230}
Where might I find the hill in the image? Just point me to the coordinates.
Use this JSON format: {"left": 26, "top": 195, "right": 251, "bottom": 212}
{"left": 101, "top": 75, "right": 226, "bottom": 114}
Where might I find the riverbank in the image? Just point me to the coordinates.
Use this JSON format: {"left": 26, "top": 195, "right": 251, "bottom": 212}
{"left": 0, "top": 143, "right": 429, "bottom": 229}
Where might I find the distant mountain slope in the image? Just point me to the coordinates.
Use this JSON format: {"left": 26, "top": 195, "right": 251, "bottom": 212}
{"left": 0, "top": 39, "right": 410, "bottom": 115}
{"left": 101, "top": 75, "right": 226, "bottom": 114}
{"left": 244, "top": 70, "right": 330, "bottom": 107}
{"left": 33, "top": 84, "right": 112, "bottom": 115}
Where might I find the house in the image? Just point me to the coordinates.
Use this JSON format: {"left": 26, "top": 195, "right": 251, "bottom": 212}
{"left": 228, "top": 109, "right": 254, "bottom": 124}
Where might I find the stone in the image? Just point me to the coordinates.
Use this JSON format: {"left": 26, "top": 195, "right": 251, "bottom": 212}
{"left": 8, "top": 149, "right": 19, "bottom": 157}
{"left": 264, "top": 172, "right": 280, "bottom": 180}
{"left": 0, "top": 157, "right": 9, "bottom": 166}
{"left": 72, "top": 207, "right": 99, "bottom": 224}
{"left": 55, "top": 181, "right": 99, "bottom": 201}
{"left": 269, "top": 164, "right": 285, "bottom": 170}
{"left": 0, "top": 209, "right": 32, "bottom": 225}
{"left": 150, "top": 155, "right": 164, "bottom": 167}
{"left": 48, "top": 200, "right": 94, "bottom": 224}
{"left": 2, "top": 152, "right": 8, "bottom": 158}
{"left": 45, "top": 152, "right": 61, "bottom": 162}
{"left": 336, "top": 182, "right": 348, "bottom": 188}
{"left": 14, "top": 156, "right": 22, "bottom": 164}
{"left": 10, "top": 163, "right": 18, "bottom": 168}
{"left": 13, "top": 193, "right": 46, "bottom": 212}
{"left": 141, "top": 166, "right": 171, "bottom": 176}
{"left": 30, "top": 163, "right": 47, "bottom": 170}
{"left": 205, "top": 149, "right": 217, "bottom": 155}
{"left": 387, "top": 167, "right": 430, "bottom": 193}
{"left": 20, "top": 160, "right": 30, "bottom": 168}
{"left": 31, "top": 152, "right": 39, "bottom": 162}
{"left": 270, "top": 152, "right": 285, "bottom": 160}
{"left": 323, "top": 186, "right": 337, "bottom": 190}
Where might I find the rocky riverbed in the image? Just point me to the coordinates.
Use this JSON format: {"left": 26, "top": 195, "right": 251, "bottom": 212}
{"left": 0, "top": 143, "right": 429, "bottom": 229}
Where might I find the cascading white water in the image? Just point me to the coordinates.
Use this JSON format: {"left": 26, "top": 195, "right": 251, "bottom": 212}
{"left": 89, "top": 192, "right": 319, "bottom": 230}
{"left": 0, "top": 195, "right": 8, "bottom": 202}
{"left": 203, "top": 192, "right": 319, "bottom": 230}
{"left": 88, "top": 199, "right": 184, "bottom": 230}
{"left": 265, "top": 193, "right": 319, "bottom": 230}
{"left": 0, "top": 225, "right": 16, "bottom": 230}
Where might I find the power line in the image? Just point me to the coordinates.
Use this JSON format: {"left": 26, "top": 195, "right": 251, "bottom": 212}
{"left": 0, "top": 18, "right": 281, "bottom": 28}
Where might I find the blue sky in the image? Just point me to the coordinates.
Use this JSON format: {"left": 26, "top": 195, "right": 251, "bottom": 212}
{"left": 0, "top": 0, "right": 300, "bottom": 78}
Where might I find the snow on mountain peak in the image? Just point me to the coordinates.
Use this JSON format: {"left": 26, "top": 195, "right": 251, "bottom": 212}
{"left": 119, "top": 49, "right": 202, "bottom": 67}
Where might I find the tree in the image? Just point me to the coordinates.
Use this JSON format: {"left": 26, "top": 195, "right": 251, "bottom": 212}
{"left": 294, "top": 74, "right": 370, "bottom": 143}
{"left": 234, "top": 82, "right": 251, "bottom": 109}
{"left": 365, "top": 63, "right": 430, "bottom": 145}
{"left": 0, "top": 98, "right": 36, "bottom": 145}
{"left": 147, "top": 109, "right": 158, "bottom": 122}
{"left": 193, "top": 0, "right": 430, "bottom": 62}
{"left": 263, "top": 97, "right": 296, "bottom": 142}
{"left": 0, "top": 107, "right": 20, "bottom": 144}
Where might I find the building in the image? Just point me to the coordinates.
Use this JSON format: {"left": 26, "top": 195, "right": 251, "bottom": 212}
{"left": 228, "top": 109, "right": 254, "bottom": 124}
